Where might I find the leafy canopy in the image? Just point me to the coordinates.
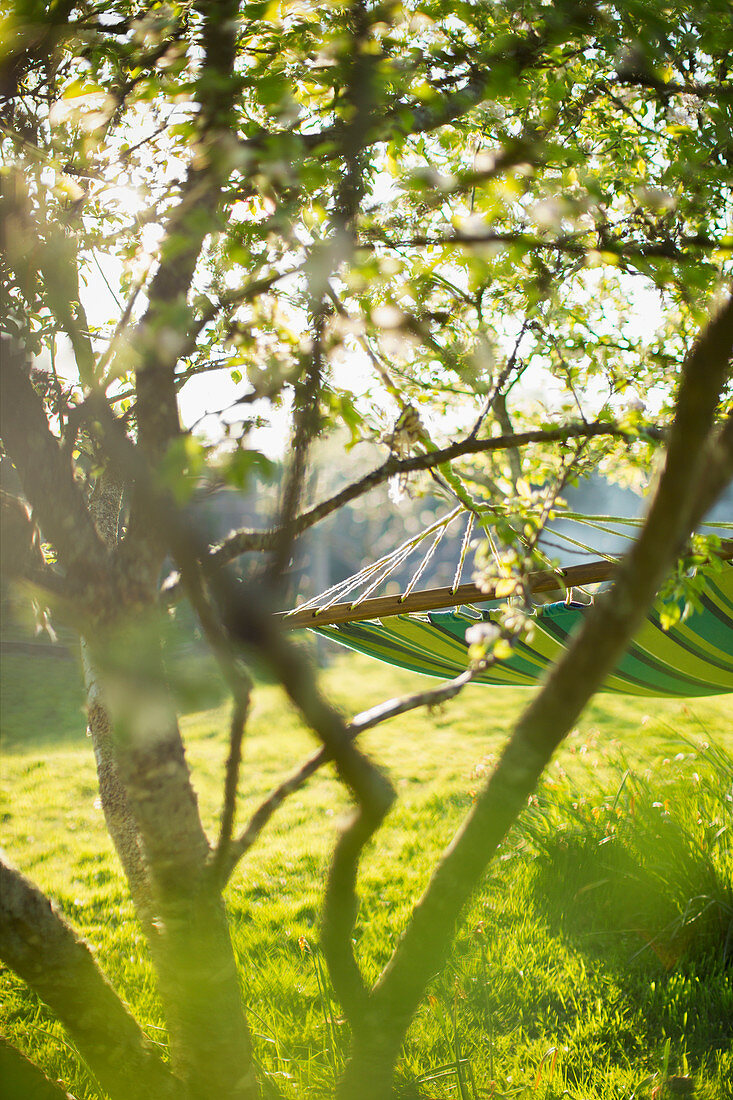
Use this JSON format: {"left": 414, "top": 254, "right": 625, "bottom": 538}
{"left": 2, "top": 0, "right": 732, "bottom": 537}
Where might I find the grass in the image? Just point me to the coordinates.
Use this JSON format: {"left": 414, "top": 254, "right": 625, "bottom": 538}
{"left": 1, "top": 645, "right": 732, "bottom": 1099}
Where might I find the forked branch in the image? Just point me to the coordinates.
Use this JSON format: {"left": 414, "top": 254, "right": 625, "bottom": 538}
{"left": 335, "top": 290, "right": 733, "bottom": 1096}
{"left": 220, "top": 665, "right": 486, "bottom": 887}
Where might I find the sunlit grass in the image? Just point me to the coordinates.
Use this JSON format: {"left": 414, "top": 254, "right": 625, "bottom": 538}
{"left": 1, "top": 649, "right": 732, "bottom": 1098}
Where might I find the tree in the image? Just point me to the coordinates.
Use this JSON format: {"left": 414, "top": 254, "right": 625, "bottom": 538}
{"left": 1, "top": 0, "right": 732, "bottom": 1096}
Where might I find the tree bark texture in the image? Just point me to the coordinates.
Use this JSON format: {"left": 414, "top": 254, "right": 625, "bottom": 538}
{"left": 83, "top": 471, "right": 157, "bottom": 932}
{"left": 76, "top": 454, "right": 259, "bottom": 1097}
{"left": 82, "top": 640, "right": 156, "bottom": 931}
{"left": 0, "top": 859, "right": 177, "bottom": 1100}
{"left": 82, "top": 611, "right": 258, "bottom": 1094}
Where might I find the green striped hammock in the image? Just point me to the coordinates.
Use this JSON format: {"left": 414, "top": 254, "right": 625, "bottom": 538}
{"left": 313, "top": 563, "right": 733, "bottom": 698}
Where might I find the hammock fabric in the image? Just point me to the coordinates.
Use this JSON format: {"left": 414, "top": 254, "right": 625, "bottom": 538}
{"left": 313, "top": 564, "right": 733, "bottom": 698}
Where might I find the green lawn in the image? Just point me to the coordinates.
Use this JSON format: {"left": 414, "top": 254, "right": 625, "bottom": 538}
{"left": 1, "top": 647, "right": 732, "bottom": 1099}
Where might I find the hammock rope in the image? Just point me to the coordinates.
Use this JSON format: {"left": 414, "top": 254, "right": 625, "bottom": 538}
{"left": 284, "top": 508, "right": 733, "bottom": 698}
{"left": 310, "top": 562, "right": 733, "bottom": 698}
{"left": 285, "top": 505, "right": 732, "bottom": 623}
{"left": 400, "top": 519, "right": 452, "bottom": 601}
{"left": 451, "top": 511, "right": 475, "bottom": 594}
{"left": 290, "top": 506, "right": 464, "bottom": 617}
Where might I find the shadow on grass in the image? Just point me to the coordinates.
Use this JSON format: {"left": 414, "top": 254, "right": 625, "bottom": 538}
{"left": 520, "top": 745, "right": 733, "bottom": 1062}
{"left": 1, "top": 650, "right": 88, "bottom": 752}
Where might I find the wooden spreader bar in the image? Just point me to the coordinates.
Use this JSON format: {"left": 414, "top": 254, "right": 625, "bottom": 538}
{"left": 281, "top": 559, "right": 614, "bottom": 629}
{"left": 281, "top": 543, "right": 733, "bottom": 630}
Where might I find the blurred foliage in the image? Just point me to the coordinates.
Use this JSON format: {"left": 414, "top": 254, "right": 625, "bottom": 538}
{"left": 2, "top": 0, "right": 732, "bottom": 579}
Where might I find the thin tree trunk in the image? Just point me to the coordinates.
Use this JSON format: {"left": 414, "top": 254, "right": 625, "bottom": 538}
{"left": 83, "top": 469, "right": 258, "bottom": 1097}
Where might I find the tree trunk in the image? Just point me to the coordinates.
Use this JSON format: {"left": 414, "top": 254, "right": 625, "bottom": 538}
{"left": 82, "top": 639, "right": 156, "bottom": 931}
{"left": 81, "top": 626, "right": 258, "bottom": 1097}
{"left": 82, "top": 469, "right": 259, "bottom": 1097}
{"left": 336, "top": 1023, "right": 402, "bottom": 1100}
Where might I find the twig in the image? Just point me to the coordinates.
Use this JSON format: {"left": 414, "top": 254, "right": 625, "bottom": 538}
{"left": 221, "top": 666, "right": 485, "bottom": 885}
{"left": 360, "top": 229, "right": 729, "bottom": 261}
{"left": 98, "top": 263, "right": 151, "bottom": 382}
{"left": 468, "top": 318, "right": 530, "bottom": 439}
{"left": 266, "top": 304, "right": 326, "bottom": 583}
{"left": 212, "top": 692, "right": 249, "bottom": 878}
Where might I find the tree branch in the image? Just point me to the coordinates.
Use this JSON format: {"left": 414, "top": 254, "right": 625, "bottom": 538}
{"left": 0, "top": 339, "right": 108, "bottom": 583}
{"left": 207, "top": 419, "right": 664, "bottom": 571}
{"left": 0, "top": 0, "right": 76, "bottom": 105}
{"left": 336, "top": 289, "right": 733, "bottom": 1096}
{"left": 212, "top": 694, "right": 249, "bottom": 873}
{"left": 82, "top": 387, "right": 390, "bottom": 1032}
{"left": 361, "top": 229, "right": 730, "bottom": 262}
{"left": 205, "top": 564, "right": 396, "bottom": 1021}
{"left": 127, "top": 0, "right": 241, "bottom": 465}
{"left": 0, "top": 858, "right": 178, "bottom": 1100}
{"left": 108, "top": 404, "right": 396, "bottom": 1027}
{"left": 221, "top": 667, "right": 479, "bottom": 886}
{"left": 685, "top": 412, "right": 733, "bottom": 530}
{"left": 267, "top": 306, "right": 327, "bottom": 582}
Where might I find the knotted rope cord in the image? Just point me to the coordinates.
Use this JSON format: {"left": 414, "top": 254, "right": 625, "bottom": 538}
{"left": 285, "top": 506, "right": 463, "bottom": 617}
{"left": 398, "top": 513, "right": 457, "bottom": 602}
{"left": 484, "top": 523, "right": 502, "bottom": 569}
{"left": 287, "top": 509, "right": 606, "bottom": 620}
{"left": 517, "top": 515, "right": 733, "bottom": 581}
{"left": 451, "top": 511, "right": 475, "bottom": 594}
{"left": 294, "top": 548, "right": 406, "bottom": 616}
{"left": 349, "top": 507, "right": 463, "bottom": 608}
{"left": 286, "top": 503, "right": 733, "bottom": 621}
{"left": 290, "top": 556, "right": 395, "bottom": 615}
{"left": 349, "top": 540, "right": 421, "bottom": 607}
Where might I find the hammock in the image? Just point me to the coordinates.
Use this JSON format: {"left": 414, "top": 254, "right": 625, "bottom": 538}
{"left": 310, "top": 563, "right": 733, "bottom": 697}
{"left": 282, "top": 502, "right": 733, "bottom": 697}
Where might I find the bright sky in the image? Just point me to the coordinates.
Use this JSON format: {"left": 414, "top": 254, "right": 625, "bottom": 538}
{"left": 74, "top": 255, "right": 670, "bottom": 464}
{"left": 65, "top": 142, "right": 672, "bottom": 467}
